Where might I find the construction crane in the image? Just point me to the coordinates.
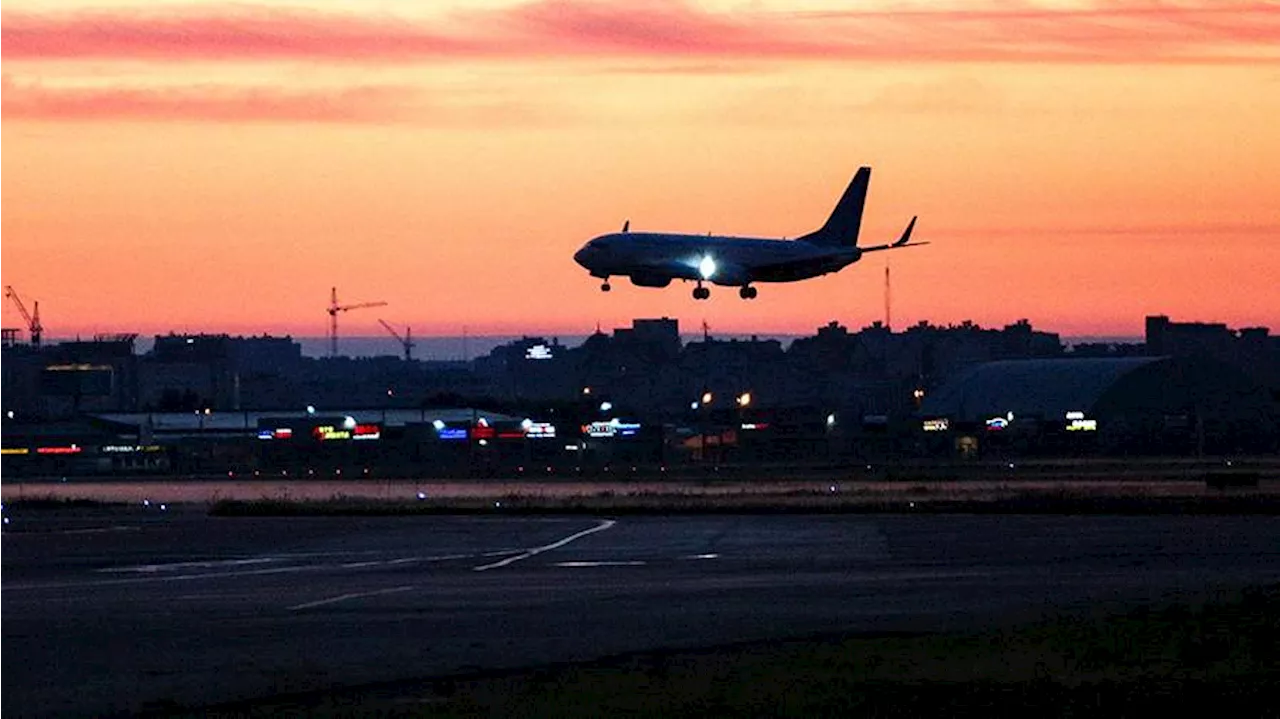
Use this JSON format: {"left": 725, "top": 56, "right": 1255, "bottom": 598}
{"left": 326, "top": 287, "right": 386, "bottom": 358}
{"left": 4, "top": 285, "right": 42, "bottom": 348}
{"left": 378, "top": 319, "right": 415, "bottom": 362}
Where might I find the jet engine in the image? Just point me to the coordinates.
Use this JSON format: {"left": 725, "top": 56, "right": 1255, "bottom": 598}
{"left": 629, "top": 273, "right": 672, "bottom": 288}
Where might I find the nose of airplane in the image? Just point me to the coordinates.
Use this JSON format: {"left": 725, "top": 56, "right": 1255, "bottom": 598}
{"left": 573, "top": 245, "right": 592, "bottom": 268}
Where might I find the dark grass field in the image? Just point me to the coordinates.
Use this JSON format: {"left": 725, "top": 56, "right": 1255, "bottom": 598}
{"left": 184, "top": 585, "right": 1280, "bottom": 718}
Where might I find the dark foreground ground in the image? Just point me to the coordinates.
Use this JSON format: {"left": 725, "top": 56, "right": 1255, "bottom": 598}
{"left": 4, "top": 507, "right": 1279, "bottom": 717}
{"left": 199, "top": 584, "right": 1280, "bottom": 718}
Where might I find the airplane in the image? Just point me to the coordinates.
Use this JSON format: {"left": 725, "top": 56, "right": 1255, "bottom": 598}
{"left": 573, "top": 167, "right": 925, "bottom": 300}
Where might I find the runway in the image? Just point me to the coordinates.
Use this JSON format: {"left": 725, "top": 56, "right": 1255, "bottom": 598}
{"left": 4, "top": 509, "right": 1280, "bottom": 717}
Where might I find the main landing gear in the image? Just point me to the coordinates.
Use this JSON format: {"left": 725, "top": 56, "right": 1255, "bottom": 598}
{"left": 690, "top": 283, "right": 756, "bottom": 300}
{"left": 600, "top": 279, "right": 611, "bottom": 292}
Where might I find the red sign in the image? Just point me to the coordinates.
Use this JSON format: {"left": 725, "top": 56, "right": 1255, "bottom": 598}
{"left": 37, "top": 445, "right": 82, "bottom": 455}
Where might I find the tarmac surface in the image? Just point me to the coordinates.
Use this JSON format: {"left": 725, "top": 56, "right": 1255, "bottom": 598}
{"left": 4, "top": 508, "right": 1280, "bottom": 717}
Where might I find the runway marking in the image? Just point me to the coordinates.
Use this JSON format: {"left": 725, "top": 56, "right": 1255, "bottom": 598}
{"left": 52, "top": 525, "right": 143, "bottom": 535}
{"left": 97, "top": 558, "right": 277, "bottom": 574}
{"left": 288, "top": 585, "right": 414, "bottom": 611}
{"left": 473, "top": 519, "right": 617, "bottom": 572}
{"left": 553, "top": 561, "right": 646, "bottom": 568}
{"left": 5, "top": 564, "right": 318, "bottom": 591}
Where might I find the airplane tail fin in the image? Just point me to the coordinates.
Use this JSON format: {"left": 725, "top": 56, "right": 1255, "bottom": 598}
{"left": 798, "top": 167, "right": 870, "bottom": 248}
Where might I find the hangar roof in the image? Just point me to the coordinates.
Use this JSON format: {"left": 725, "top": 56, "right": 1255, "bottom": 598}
{"left": 919, "top": 357, "right": 1163, "bottom": 421}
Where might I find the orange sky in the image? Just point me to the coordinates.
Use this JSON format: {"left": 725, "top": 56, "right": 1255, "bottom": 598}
{"left": 3, "top": 0, "right": 1279, "bottom": 341}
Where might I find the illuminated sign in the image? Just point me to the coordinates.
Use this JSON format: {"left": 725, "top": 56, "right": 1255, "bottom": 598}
{"left": 472, "top": 426, "right": 495, "bottom": 440}
{"left": 352, "top": 423, "right": 381, "bottom": 440}
{"left": 584, "top": 420, "right": 642, "bottom": 438}
{"left": 922, "top": 419, "right": 949, "bottom": 432}
{"left": 498, "top": 431, "right": 526, "bottom": 439}
{"left": 985, "top": 417, "right": 1009, "bottom": 431}
{"left": 258, "top": 428, "right": 294, "bottom": 440}
{"left": 585, "top": 422, "right": 614, "bottom": 438}
{"left": 313, "top": 425, "right": 351, "bottom": 441}
{"left": 525, "top": 344, "right": 554, "bottom": 360}
{"left": 1, "top": 448, "right": 30, "bottom": 456}
{"left": 740, "top": 423, "right": 771, "bottom": 431}
{"left": 1065, "top": 411, "right": 1085, "bottom": 420}
{"left": 102, "top": 445, "right": 162, "bottom": 453}
{"left": 1067, "top": 418, "right": 1098, "bottom": 432}
{"left": 437, "top": 428, "right": 468, "bottom": 441}
{"left": 526, "top": 422, "right": 557, "bottom": 438}
{"left": 37, "top": 444, "right": 82, "bottom": 455}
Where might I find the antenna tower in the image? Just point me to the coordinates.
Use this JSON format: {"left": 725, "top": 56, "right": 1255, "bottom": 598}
{"left": 884, "top": 264, "right": 891, "bottom": 331}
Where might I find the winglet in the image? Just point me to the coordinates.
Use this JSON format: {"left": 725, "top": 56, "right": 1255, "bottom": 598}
{"left": 892, "top": 216, "right": 917, "bottom": 247}
{"left": 859, "top": 216, "right": 927, "bottom": 253}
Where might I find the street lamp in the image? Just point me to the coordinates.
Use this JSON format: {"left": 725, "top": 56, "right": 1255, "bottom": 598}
{"left": 701, "top": 391, "right": 713, "bottom": 405}
{"left": 736, "top": 392, "right": 751, "bottom": 408}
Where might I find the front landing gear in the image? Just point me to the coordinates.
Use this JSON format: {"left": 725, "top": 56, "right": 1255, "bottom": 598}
{"left": 600, "top": 280, "right": 611, "bottom": 292}
{"left": 738, "top": 286, "right": 758, "bottom": 300}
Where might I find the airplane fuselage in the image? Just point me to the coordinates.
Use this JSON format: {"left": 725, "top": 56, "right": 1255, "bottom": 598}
{"left": 574, "top": 232, "right": 861, "bottom": 288}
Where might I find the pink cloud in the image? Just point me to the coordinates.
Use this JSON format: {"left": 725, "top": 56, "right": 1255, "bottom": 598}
{"left": 1, "top": 76, "right": 414, "bottom": 123}
{"left": 2, "top": 1, "right": 1277, "bottom": 65}
{"left": 0, "top": 75, "right": 566, "bottom": 124}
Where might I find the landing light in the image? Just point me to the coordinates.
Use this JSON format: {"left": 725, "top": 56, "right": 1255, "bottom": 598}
{"left": 698, "top": 255, "right": 717, "bottom": 280}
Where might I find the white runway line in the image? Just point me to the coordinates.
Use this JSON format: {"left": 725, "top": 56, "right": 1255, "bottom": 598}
{"left": 45, "top": 526, "right": 142, "bottom": 536}
{"left": 473, "top": 519, "right": 617, "bottom": 571}
{"left": 5, "top": 564, "right": 318, "bottom": 591}
{"left": 553, "top": 561, "right": 646, "bottom": 568}
{"left": 97, "top": 558, "right": 277, "bottom": 574}
{"left": 288, "top": 585, "right": 415, "bottom": 611}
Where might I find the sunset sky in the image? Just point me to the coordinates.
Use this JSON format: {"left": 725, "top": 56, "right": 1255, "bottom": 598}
{"left": 3, "top": 0, "right": 1279, "bottom": 342}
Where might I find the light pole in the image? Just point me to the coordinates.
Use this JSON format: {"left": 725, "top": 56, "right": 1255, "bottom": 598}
{"left": 735, "top": 392, "right": 751, "bottom": 462}
{"left": 699, "top": 391, "right": 713, "bottom": 463}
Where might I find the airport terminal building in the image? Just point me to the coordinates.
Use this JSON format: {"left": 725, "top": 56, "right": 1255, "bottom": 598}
{"left": 917, "top": 356, "right": 1278, "bottom": 457}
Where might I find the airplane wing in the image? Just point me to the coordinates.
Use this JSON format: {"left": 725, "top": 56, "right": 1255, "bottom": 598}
{"left": 860, "top": 216, "right": 929, "bottom": 252}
